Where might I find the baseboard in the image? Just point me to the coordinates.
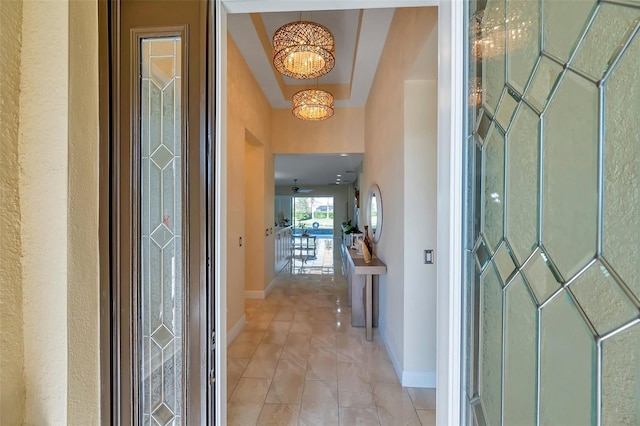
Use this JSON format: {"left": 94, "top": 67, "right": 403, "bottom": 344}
{"left": 244, "top": 278, "right": 278, "bottom": 299}
{"left": 227, "top": 314, "right": 246, "bottom": 345}
{"left": 379, "top": 317, "right": 437, "bottom": 388}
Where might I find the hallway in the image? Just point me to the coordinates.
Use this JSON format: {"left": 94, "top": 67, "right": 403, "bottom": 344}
{"left": 227, "top": 239, "right": 436, "bottom": 425}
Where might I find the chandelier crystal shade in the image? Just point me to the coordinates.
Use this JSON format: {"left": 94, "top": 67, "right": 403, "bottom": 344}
{"left": 292, "top": 89, "right": 334, "bottom": 121}
{"left": 273, "top": 21, "right": 335, "bottom": 79}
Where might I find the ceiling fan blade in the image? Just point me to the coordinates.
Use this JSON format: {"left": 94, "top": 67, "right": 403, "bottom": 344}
{"left": 298, "top": 188, "right": 313, "bottom": 193}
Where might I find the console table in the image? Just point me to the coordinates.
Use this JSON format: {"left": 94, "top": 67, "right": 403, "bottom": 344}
{"left": 345, "top": 247, "right": 387, "bottom": 341}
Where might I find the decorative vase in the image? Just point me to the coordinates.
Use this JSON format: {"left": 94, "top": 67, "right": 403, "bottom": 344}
{"left": 363, "top": 225, "right": 373, "bottom": 255}
{"left": 361, "top": 240, "right": 372, "bottom": 264}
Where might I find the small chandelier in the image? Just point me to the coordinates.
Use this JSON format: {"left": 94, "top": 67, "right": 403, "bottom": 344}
{"left": 292, "top": 89, "right": 334, "bottom": 121}
{"left": 273, "top": 21, "right": 335, "bottom": 79}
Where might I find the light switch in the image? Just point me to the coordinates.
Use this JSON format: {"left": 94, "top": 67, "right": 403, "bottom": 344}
{"left": 424, "top": 249, "right": 434, "bottom": 264}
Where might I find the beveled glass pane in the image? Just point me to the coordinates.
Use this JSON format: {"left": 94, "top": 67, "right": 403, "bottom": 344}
{"left": 572, "top": 4, "right": 640, "bottom": 82}
{"left": 524, "top": 56, "right": 562, "bottom": 112}
{"left": 543, "top": 0, "right": 596, "bottom": 62}
{"left": 482, "top": 126, "right": 505, "bottom": 251}
{"left": 504, "top": 274, "right": 537, "bottom": 426}
{"left": 522, "top": 249, "right": 559, "bottom": 304}
{"left": 140, "top": 36, "right": 182, "bottom": 423}
{"left": 603, "top": 33, "right": 640, "bottom": 301}
{"left": 493, "top": 243, "right": 516, "bottom": 284}
{"left": 475, "top": 238, "right": 491, "bottom": 271}
{"left": 602, "top": 324, "right": 640, "bottom": 425}
{"left": 495, "top": 89, "right": 518, "bottom": 131}
{"left": 570, "top": 261, "right": 638, "bottom": 336}
{"left": 506, "top": 0, "right": 540, "bottom": 95}
{"left": 506, "top": 104, "right": 539, "bottom": 263}
{"left": 480, "top": 0, "right": 507, "bottom": 115}
{"left": 543, "top": 70, "right": 598, "bottom": 280}
{"left": 479, "top": 264, "right": 503, "bottom": 426}
{"left": 540, "top": 292, "right": 596, "bottom": 425}
{"left": 476, "top": 111, "right": 492, "bottom": 142}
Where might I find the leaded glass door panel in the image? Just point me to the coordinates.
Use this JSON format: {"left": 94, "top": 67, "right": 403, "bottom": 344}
{"left": 103, "top": 1, "right": 214, "bottom": 424}
{"left": 462, "top": 0, "right": 640, "bottom": 424}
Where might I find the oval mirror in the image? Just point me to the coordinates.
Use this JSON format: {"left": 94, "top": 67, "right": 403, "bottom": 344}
{"left": 366, "top": 184, "right": 383, "bottom": 243}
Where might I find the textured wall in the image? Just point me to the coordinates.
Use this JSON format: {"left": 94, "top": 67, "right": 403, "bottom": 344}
{"left": 363, "top": 6, "right": 437, "bottom": 379}
{"left": 20, "top": 1, "right": 69, "bottom": 423}
{"left": 0, "top": 1, "right": 26, "bottom": 423}
{"left": 67, "top": 0, "right": 100, "bottom": 422}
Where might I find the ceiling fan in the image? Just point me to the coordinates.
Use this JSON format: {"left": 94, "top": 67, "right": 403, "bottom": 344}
{"left": 291, "top": 179, "right": 313, "bottom": 194}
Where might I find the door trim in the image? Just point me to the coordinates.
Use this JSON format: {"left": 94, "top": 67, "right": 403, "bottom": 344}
{"left": 98, "top": 1, "right": 214, "bottom": 423}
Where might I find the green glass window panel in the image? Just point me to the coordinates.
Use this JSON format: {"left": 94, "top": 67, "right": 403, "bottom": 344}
{"left": 572, "top": 4, "right": 640, "bottom": 82}
{"left": 505, "top": 0, "right": 540, "bottom": 95}
{"left": 481, "top": 0, "right": 507, "bottom": 115}
{"left": 540, "top": 292, "right": 596, "bottom": 425}
{"left": 495, "top": 89, "right": 518, "bottom": 131}
{"left": 504, "top": 274, "right": 537, "bottom": 426}
{"left": 603, "top": 33, "right": 640, "bottom": 301}
{"left": 506, "top": 103, "right": 539, "bottom": 263}
{"left": 543, "top": 70, "right": 598, "bottom": 280}
{"left": 602, "top": 324, "right": 640, "bottom": 425}
{"left": 476, "top": 110, "right": 492, "bottom": 143}
{"left": 543, "top": 0, "right": 596, "bottom": 62}
{"left": 570, "top": 261, "right": 638, "bottom": 336}
{"left": 140, "top": 37, "right": 182, "bottom": 424}
{"left": 493, "top": 243, "right": 516, "bottom": 284}
{"left": 482, "top": 126, "right": 505, "bottom": 251}
{"left": 524, "top": 56, "right": 563, "bottom": 112}
{"left": 479, "top": 264, "right": 503, "bottom": 426}
{"left": 522, "top": 249, "right": 559, "bottom": 304}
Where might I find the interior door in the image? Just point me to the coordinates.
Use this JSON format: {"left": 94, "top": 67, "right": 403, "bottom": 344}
{"left": 101, "top": 0, "right": 214, "bottom": 423}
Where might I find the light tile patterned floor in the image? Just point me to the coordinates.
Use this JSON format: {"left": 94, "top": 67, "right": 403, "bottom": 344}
{"left": 227, "top": 238, "right": 436, "bottom": 425}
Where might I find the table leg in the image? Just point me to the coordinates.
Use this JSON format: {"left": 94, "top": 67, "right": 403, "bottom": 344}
{"left": 366, "top": 274, "right": 372, "bottom": 341}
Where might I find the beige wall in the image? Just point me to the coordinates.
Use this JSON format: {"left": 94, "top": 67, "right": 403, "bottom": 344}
{"left": 271, "top": 107, "right": 365, "bottom": 154}
{"left": 0, "top": 1, "right": 26, "bottom": 423}
{"left": 226, "top": 34, "right": 273, "bottom": 330}
{"left": 363, "top": 6, "right": 438, "bottom": 382}
{"left": 0, "top": 0, "right": 100, "bottom": 423}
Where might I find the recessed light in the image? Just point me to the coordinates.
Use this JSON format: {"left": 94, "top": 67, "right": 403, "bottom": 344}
{"left": 337, "top": 174, "right": 341, "bottom": 177}
{"left": 339, "top": 153, "right": 348, "bottom": 157}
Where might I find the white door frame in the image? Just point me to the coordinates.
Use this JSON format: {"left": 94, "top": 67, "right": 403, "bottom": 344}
{"left": 213, "top": 1, "right": 464, "bottom": 424}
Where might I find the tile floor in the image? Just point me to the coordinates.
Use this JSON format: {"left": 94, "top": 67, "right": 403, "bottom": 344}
{"left": 227, "top": 238, "right": 436, "bottom": 425}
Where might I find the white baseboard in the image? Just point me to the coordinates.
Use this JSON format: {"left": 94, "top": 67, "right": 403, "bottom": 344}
{"left": 227, "top": 314, "right": 246, "bottom": 345}
{"left": 244, "top": 277, "right": 278, "bottom": 299}
{"left": 379, "top": 317, "right": 437, "bottom": 388}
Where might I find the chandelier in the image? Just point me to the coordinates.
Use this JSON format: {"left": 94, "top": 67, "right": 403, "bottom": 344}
{"left": 292, "top": 89, "right": 334, "bottom": 121}
{"left": 273, "top": 21, "right": 335, "bottom": 79}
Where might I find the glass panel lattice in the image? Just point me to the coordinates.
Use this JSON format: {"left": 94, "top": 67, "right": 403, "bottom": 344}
{"left": 569, "top": 261, "right": 638, "bottom": 336}
{"left": 603, "top": 32, "right": 640, "bottom": 302}
{"left": 542, "top": 70, "right": 598, "bottom": 281}
{"left": 505, "top": 0, "right": 540, "bottom": 95}
{"left": 506, "top": 103, "right": 539, "bottom": 263}
{"left": 602, "top": 324, "right": 640, "bottom": 425}
{"left": 522, "top": 249, "right": 559, "bottom": 305}
{"left": 479, "top": 264, "right": 503, "bottom": 426}
{"left": 482, "top": 126, "right": 505, "bottom": 252}
{"left": 479, "top": 0, "right": 507, "bottom": 115}
{"left": 524, "top": 56, "right": 562, "bottom": 113}
{"left": 141, "top": 37, "right": 183, "bottom": 425}
{"left": 503, "top": 274, "right": 537, "bottom": 425}
{"left": 571, "top": 4, "right": 640, "bottom": 82}
{"left": 540, "top": 292, "right": 596, "bottom": 425}
{"left": 543, "top": 0, "right": 596, "bottom": 62}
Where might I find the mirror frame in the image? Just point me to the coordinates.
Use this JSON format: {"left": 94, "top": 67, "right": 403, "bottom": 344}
{"left": 366, "top": 183, "right": 383, "bottom": 243}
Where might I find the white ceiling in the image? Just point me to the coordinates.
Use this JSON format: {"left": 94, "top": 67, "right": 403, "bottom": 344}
{"left": 227, "top": 4, "right": 436, "bottom": 186}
